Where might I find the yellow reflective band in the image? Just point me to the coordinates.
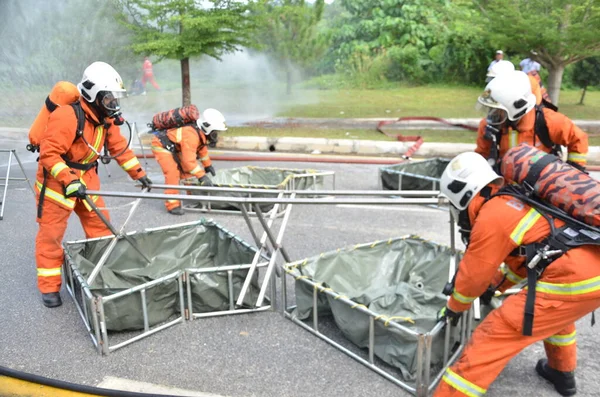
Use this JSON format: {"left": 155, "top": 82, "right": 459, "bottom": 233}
{"left": 452, "top": 290, "right": 477, "bottom": 305}
{"left": 509, "top": 129, "right": 518, "bottom": 148}
{"left": 151, "top": 145, "right": 171, "bottom": 153}
{"left": 510, "top": 208, "right": 541, "bottom": 245}
{"left": 501, "top": 264, "right": 525, "bottom": 284}
{"left": 167, "top": 200, "right": 180, "bottom": 203}
{"left": 35, "top": 181, "right": 76, "bottom": 209}
{"left": 200, "top": 156, "right": 210, "bottom": 162}
{"left": 545, "top": 330, "right": 576, "bottom": 347}
{"left": 176, "top": 127, "right": 182, "bottom": 143}
{"left": 50, "top": 162, "right": 69, "bottom": 178}
{"left": 567, "top": 152, "right": 586, "bottom": 163}
{"left": 37, "top": 267, "right": 61, "bottom": 277}
{"left": 189, "top": 165, "right": 202, "bottom": 175}
{"left": 82, "top": 195, "right": 100, "bottom": 211}
{"left": 121, "top": 157, "right": 140, "bottom": 171}
{"left": 442, "top": 368, "right": 486, "bottom": 397}
{"left": 536, "top": 276, "right": 600, "bottom": 296}
{"left": 82, "top": 126, "right": 104, "bottom": 164}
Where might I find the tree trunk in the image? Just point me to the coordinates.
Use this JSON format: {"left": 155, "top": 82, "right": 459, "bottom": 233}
{"left": 286, "top": 67, "right": 292, "bottom": 95}
{"left": 546, "top": 64, "right": 565, "bottom": 106}
{"left": 579, "top": 86, "right": 587, "bottom": 105}
{"left": 181, "top": 58, "right": 191, "bottom": 106}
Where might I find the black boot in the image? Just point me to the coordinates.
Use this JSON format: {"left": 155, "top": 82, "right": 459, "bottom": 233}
{"left": 536, "top": 359, "right": 576, "bottom": 396}
{"left": 168, "top": 206, "right": 185, "bottom": 215}
{"left": 42, "top": 292, "right": 62, "bottom": 308}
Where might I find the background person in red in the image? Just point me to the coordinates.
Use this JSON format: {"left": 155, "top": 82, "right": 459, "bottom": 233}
{"left": 141, "top": 56, "right": 160, "bottom": 93}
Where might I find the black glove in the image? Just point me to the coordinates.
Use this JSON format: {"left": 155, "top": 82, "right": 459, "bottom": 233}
{"left": 437, "top": 306, "right": 461, "bottom": 326}
{"left": 204, "top": 165, "right": 216, "bottom": 177}
{"left": 137, "top": 175, "right": 153, "bottom": 191}
{"left": 197, "top": 175, "right": 214, "bottom": 187}
{"left": 479, "top": 286, "right": 496, "bottom": 306}
{"left": 566, "top": 160, "right": 588, "bottom": 174}
{"left": 64, "top": 180, "right": 86, "bottom": 199}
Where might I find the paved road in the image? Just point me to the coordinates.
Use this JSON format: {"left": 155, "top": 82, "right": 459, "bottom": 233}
{"left": 0, "top": 148, "right": 599, "bottom": 397}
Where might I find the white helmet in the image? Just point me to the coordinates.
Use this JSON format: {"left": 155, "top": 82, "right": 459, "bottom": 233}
{"left": 477, "top": 70, "right": 536, "bottom": 123}
{"left": 485, "top": 60, "right": 515, "bottom": 82}
{"left": 78, "top": 61, "right": 127, "bottom": 113}
{"left": 197, "top": 108, "right": 227, "bottom": 135}
{"left": 440, "top": 152, "right": 503, "bottom": 210}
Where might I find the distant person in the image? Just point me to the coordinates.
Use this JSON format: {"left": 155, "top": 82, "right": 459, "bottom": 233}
{"left": 141, "top": 56, "right": 160, "bottom": 93}
{"left": 488, "top": 50, "right": 504, "bottom": 71}
{"left": 520, "top": 57, "right": 552, "bottom": 103}
{"left": 520, "top": 57, "right": 541, "bottom": 74}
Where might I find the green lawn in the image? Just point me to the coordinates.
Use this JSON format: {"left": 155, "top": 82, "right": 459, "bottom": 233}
{"left": 3, "top": 84, "right": 598, "bottom": 130}
{"left": 277, "top": 86, "right": 600, "bottom": 120}
{"left": 227, "top": 126, "right": 600, "bottom": 146}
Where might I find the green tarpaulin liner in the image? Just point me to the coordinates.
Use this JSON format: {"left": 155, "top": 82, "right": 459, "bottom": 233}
{"left": 380, "top": 158, "right": 450, "bottom": 191}
{"left": 184, "top": 166, "right": 326, "bottom": 211}
{"left": 63, "top": 220, "right": 263, "bottom": 331}
{"left": 286, "top": 236, "right": 462, "bottom": 383}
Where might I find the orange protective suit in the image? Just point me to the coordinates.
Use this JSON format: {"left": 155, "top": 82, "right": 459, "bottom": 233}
{"left": 151, "top": 126, "right": 212, "bottom": 211}
{"left": 141, "top": 59, "right": 160, "bottom": 90}
{"left": 434, "top": 188, "right": 600, "bottom": 396}
{"left": 475, "top": 107, "right": 588, "bottom": 168}
{"left": 528, "top": 70, "right": 552, "bottom": 103}
{"left": 35, "top": 100, "right": 146, "bottom": 294}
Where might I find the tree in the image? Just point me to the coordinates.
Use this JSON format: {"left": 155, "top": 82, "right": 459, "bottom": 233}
{"left": 474, "top": 0, "right": 600, "bottom": 105}
{"left": 325, "top": 0, "right": 447, "bottom": 83}
{"left": 572, "top": 57, "right": 600, "bottom": 105}
{"left": 118, "top": 0, "right": 256, "bottom": 106}
{"left": 254, "top": 0, "right": 326, "bottom": 94}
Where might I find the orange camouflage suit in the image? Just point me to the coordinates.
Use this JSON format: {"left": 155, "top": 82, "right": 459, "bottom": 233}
{"left": 434, "top": 186, "right": 600, "bottom": 396}
{"left": 475, "top": 106, "right": 588, "bottom": 169}
{"left": 151, "top": 125, "right": 212, "bottom": 211}
{"left": 35, "top": 100, "right": 146, "bottom": 294}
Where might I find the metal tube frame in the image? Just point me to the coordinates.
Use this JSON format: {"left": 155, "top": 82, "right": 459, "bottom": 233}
{"left": 181, "top": 169, "right": 335, "bottom": 218}
{"left": 0, "top": 149, "right": 35, "bottom": 220}
{"left": 281, "top": 217, "right": 471, "bottom": 396}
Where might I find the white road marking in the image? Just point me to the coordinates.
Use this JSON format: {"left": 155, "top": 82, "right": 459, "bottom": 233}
{"left": 97, "top": 376, "right": 231, "bottom": 397}
{"left": 336, "top": 204, "right": 443, "bottom": 213}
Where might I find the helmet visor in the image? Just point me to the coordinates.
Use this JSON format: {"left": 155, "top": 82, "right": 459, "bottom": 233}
{"left": 100, "top": 91, "right": 124, "bottom": 112}
{"left": 486, "top": 108, "right": 508, "bottom": 126}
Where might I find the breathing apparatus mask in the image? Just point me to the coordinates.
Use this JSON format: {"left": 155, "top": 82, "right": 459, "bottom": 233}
{"left": 96, "top": 91, "right": 126, "bottom": 126}
{"left": 199, "top": 121, "right": 219, "bottom": 148}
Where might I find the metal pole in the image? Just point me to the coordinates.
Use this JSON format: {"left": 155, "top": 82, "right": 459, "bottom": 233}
{"left": 254, "top": 204, "right": 291, "bottom": 263}
{"left": 85, "top": 189, "right": 150, "bottom": 286}
{"left": 13, "top": 150, "right": 35, "bottom": 195}
{"left": 135, "top": 123, "right": 150, "bottom": 168}
{"left": 0, "top": 150, "right": 13, "bottom": 220}
{"left": 256, "top": 192, "right": 295, "bottom": 307}
{"left": 239, "top": 203, "right": 262, "bottom": 248}
{"left": 84, "top": 195, "right": 151, "bottom": 263}
{"left": 87, "top": 189, "right": 444, "bottom": 206}
{"left": 368, "top": 316, "right": 375, "bottom": 364}
{"left": 236, "top": 193, "right": 283, "bottom": 307}
{"left": 142, "top": 183, "right": 441, "bottom": 197}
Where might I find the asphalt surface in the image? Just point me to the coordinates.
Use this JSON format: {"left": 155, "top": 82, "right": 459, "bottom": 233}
{"left": 1, "top": 147, "right": 599, "bottom": 397}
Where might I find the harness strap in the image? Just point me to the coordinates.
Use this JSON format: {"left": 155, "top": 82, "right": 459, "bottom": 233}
{"left": 523, "top": 153, "right": 557, "bottom": 191}
{"left": 61, "top": 157, "right": 98, "bottom": 171}
{"left": 523, "top": 267, "right": 537, "bottom": 336}
{"left": 45, "top": 96, "right": 58, "bottom": 112}
{"left": 157, "top": 131, "right": 184, "bottom": 173}
{"left": 37, "top": 168, "right": 48, "bottom": 219}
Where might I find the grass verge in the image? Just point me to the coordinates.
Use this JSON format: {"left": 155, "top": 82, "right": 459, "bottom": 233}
{"left": 227, "top": 126, "right": 600, "bottom": 146}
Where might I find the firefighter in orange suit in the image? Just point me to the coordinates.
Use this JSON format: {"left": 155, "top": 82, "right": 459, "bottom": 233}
{"left": 151, "top": 108, "right": 227, "bottom": 215}
{"left": 485, "top": 60, "right": 545, "bottom": 106}
{"left": 434, "top": 152, "right": 600, "bottom": 397}
{"left": 35, "top": 62, "right": 152, "bottom": 308}
{"left": 475, "top": 70, "right": 587, "bottom": 172}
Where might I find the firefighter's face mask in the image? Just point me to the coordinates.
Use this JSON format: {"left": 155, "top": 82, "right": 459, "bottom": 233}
{"left": 450, "top": 205, "right": 472, "bottom": 247}
{"left": 485, "top": 108, "right": 507, "bottom": 126}
{"left": 207, "top": 131, "right": 218, "bottom": 148}
{"left": 97, "top": 91, "right": 126, "bottom": 125}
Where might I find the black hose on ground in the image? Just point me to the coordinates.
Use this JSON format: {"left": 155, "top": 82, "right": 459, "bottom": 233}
{"left": 0, "top": 365, "right": 193, "bottom": 397}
